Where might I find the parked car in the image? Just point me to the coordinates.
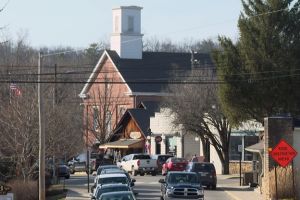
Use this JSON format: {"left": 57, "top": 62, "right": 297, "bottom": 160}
{"left": 97, "top": 174, "right": 130, "bottom": 187}
{"left": 98, "top": 191, "right": 136, "bottom": 200}
{"left": 69, "top": 161, "right": 86, "bottom": 174}
{"left": 117, "top": 154, "right": 157, "bottom": 176}
{"left": 95, "top": 154, "right": 114, "bottom": 170}
{"left": 92, "top": 168, "right": 135, "bottom": 193}
{"left": 186, "top": 162, "right": 217, "bottom": 189}
{"left": 92, "top": 165, "right": 120, "bottom": 191}
{"left": 91, "top": 184, "right": 131, "bottom": 200}
{"left": 150, "top": 154, "right": 174, "bottom": 173}
{"left": 162, "top": 157, "right": 188, "bottom": 175}
{"left": 159, "top": 171, "right": 204, "bottom": 200}
{"left": 56, "top": 164, "right": 70, "bottom": 179}
{"left": 96, "top": 165, "right": 119, "bottom": 176}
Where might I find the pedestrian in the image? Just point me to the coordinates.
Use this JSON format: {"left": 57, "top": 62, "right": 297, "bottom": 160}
{"left": 191, "top": 154, "right": 198, "bottom": 162}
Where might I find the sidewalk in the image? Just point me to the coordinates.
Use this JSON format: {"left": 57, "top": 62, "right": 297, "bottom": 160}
{"left": 217, "top": 174, "right": 263, "bottom": 200}
{"left": 65, "top": 173, "right": 92, "bottom": 200}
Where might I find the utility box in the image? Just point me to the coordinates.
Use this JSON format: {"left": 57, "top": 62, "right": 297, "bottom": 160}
{"left": 243, "top": 172, "right": 253, "bottom": 185}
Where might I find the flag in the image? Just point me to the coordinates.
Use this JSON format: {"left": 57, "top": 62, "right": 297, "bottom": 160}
{"left": 10, "top": 83, "right": 22, "bottom": 96}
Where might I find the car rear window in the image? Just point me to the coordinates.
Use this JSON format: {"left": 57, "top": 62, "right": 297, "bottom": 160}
{"left": 98, "top": 177, "right": 128, "bottom": 185}
{"left": 194, "top": 163, "right": 215, "bottom": 172}
{"left": 171, "top": 158, "right": 187, "bottom": 163}
{"left": 133, "top": 155, "right": 150, "bottom": 160}
{"left": 158, "top": 155, "right": 173, "bottom": 162}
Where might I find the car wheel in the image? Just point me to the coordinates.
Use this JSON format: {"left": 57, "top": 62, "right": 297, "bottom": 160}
{"left": 65, "top": 175, "right": 70, "bottom": 179}
{"left": 212, "top": 184, "right": 217, "bottom": 190}
{"left": 151, "top": 171, "right": 157, "bottom": 176}
{"left": 132, "top": 167, "right": 138, "bottom": 176}
{"left": 140, "top": 172, "right": 145, "bottom": 176}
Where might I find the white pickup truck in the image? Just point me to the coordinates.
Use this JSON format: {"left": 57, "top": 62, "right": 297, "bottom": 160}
{"left": 117, "top": 154, "right": 157, "bottom": 176}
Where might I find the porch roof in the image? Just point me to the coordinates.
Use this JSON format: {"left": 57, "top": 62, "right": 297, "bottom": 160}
{"left": 245, "top": 141, "right": 264, "bottom": 153}
{"left": 99, "top": 139, "right": 143, "bottom": 149}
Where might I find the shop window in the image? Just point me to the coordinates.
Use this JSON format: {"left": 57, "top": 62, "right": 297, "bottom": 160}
{"left": 244, "top": 136, "right": 259, "bottom": 161}
{"left": 229, "top": 136, "right": 242, "bottom": 160}
{"left": 166, "top": 136, "right": 177, "bottom": 156}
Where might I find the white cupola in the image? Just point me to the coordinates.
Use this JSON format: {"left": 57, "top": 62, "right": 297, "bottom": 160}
{"left": 110, "top": 6, "right": 143, "bottom": 59}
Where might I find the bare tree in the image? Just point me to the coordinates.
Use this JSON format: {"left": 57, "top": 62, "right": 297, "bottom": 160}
{"left": 86, "top": 75, "right": 125, "bottom": 148}
{"left": 143, "top": 36, "right": 218, "bottom": 53}
{"left": 163, "top": 68, "right": 231, "bottom": 174}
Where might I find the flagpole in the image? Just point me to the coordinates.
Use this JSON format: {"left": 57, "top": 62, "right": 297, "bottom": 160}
{"left": 38, "top": 52, "right": 46, "bottom": 200}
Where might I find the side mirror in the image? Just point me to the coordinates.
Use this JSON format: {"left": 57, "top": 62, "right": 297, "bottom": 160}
{"left": 158, "top": 179, "right": 165, "bottom": 184}
{"left": 130, "top": 182, "right": 135, "bottom": 187}
{"left": 131, "top": 179, "right": 136, "bottom": 183}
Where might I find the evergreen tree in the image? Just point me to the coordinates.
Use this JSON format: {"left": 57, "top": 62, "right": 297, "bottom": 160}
{"left": 214, "top": 0, "right": 300, "bottom": 124}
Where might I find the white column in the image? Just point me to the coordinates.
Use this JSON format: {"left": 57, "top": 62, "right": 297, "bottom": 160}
{"left": 161, "top": 135, "right": 166, "bottom": 154}
{"left": 177, "top": 136, "right": 183, "bottom": 158}
{"left": 150, "top": 136, "right": 156, "bottom": 155}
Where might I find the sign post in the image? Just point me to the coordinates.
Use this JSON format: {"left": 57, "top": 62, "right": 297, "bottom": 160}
{"left": 238, "top": 145, "right": 243, "bottom": 186}
{"left": 270, "top": 139, "right": 298, "bottom": 200}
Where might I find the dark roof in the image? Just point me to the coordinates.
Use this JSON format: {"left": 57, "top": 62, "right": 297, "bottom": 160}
{"left": 127, "top": 109, "right": 150, "bottom": 136}
{"left": 106, "top": 50, "right": 213, "bottom": 93}
{"left": 137, "top": 101, "right": 160, "bottom": 117}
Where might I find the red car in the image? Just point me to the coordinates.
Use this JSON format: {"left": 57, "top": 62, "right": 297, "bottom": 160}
{"left": 162, "top": 157, "right": 188, "bottom": 175}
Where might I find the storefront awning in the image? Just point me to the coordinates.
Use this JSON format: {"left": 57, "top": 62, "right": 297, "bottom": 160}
{"left": 99, "top": 139, "right": 143, "bottom": 149}
{"left": 245, "top": 141, "right": 264, "bottom": 153}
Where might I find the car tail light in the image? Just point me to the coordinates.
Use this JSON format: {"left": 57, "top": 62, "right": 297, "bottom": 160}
{"left": 212, "top": 170, "right": 216, "bottom": 177}
{"left": 137, "top": 160, "right": 140, "bottom": 167}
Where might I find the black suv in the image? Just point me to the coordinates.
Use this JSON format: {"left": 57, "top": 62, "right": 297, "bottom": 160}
{"left": 159, "top": 171, "right": 204, "bottom": 200}
{"left": 186, "top": 162, "right": 217, "bottom": 189}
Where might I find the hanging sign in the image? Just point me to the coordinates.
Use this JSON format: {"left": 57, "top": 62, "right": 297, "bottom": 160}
{"left": 129, "top": 131, "right": 141, "bottom": 139}
{"left": 155, "top": 136, "right": 162, "bottom": 143}
{"left": 270, "top": 139, "right": 298, "bottom": 167}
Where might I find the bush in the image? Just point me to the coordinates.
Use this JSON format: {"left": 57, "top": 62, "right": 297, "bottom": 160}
{"left": 269, "top": 165, "right": 296, "bottom": 199}
{"left": 7, "top": 179, "right": 38, "bottom": 200}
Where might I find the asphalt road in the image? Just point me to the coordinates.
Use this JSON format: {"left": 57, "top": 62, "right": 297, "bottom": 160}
{"left": 65, "top": 173, "right": 235, "bottom": 200}
{"left": 133, "top": 174, "right": 233, "bottom": 200}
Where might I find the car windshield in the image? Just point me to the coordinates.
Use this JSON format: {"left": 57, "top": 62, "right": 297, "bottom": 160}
{"left": 194, "top": 163, "right": 215, "bottom": 172}
{"left": 168, "top": 173, "right": 198, "bottom": 184}
{"left": 96, "top": 186, "right": 130, "bottom": 198}
{"left": 100, "top": 193, "right": 135, "bottom": 200}
{"left": 98, "top": 177, "right": 128, "bottom": 185}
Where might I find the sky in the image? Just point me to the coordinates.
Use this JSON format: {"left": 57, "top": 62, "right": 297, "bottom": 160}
{"left": 0, "top": 0, "right": 243, "bottom": 48}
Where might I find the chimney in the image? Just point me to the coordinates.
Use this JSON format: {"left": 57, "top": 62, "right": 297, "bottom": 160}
{"left": 110, "top": 6, "right": 143, "bottom": 59}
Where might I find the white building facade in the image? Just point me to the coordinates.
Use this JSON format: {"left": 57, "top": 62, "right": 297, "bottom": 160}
{"left": 149, "top": 108, "right": 263, "bottom": 174}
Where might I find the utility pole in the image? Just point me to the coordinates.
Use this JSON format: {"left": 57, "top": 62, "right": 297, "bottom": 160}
{"left": 53, "top": 64, "right": 57, "bottom": 108}
{"left": 86, "top": 105, "right": 90, "bottom": 193}
{"left": 38, "top": 52, "right": 46, "bottom": 200}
